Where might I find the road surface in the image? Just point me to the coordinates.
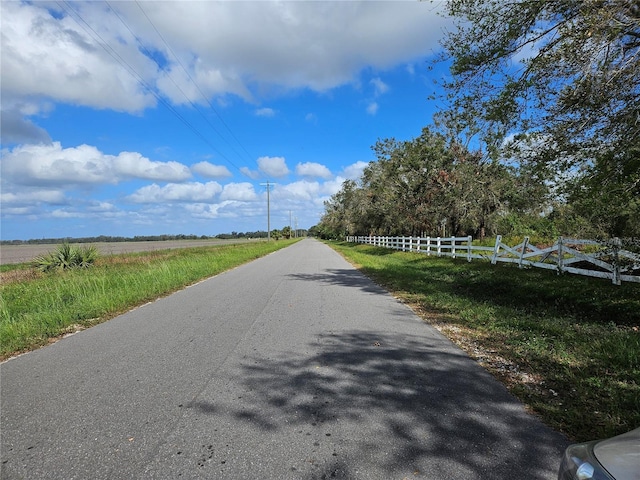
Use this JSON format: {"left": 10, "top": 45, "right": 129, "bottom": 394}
{"left": 1, "top": 239, "right": 568, "bottom": 479}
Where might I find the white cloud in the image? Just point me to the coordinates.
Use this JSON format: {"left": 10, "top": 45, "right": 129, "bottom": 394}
{"left": 185, "top": 202, "right": 230, "bottom": 219}
{"left": 113, "top": 152, "right": 191, "bottom": 182}
{"left": 0, "top": 189, "right": 67, "bottom": 205}
{"left": 371, "top": 77, "right": 389, "bottom": 96}
{"left": 275, "top": 180, "right": 320, "bottom": 201}
{"left": 1, "top": 142, "right": 191, "bottom": 187}
{"left": 273, "top": 177, "right": 343, "bottom": 201}
{"left": 138, "top": 1, "right": 450, "bottom": 92}
{"left": 185, "top": 200, "right": 262, "bottom": 220}
{"left": 255, "top": 107, "right": 276, "bottom": 117}
{"left": 219, "top": 182, "right": 258, "bottom": 201}
{"left": 366, "top": 102, "right": 379, "bottom": 115}
{"left": 0, "top": 108, "right": 51, "bottom": 144}
{"left": 86, "top": 201, "right": 118, "bottom": 212}
{"left": 191, "top": 161, "right": 232, "bottom": 178}
{"left": 257, "top": 156, "right": 290, "bottom": 178}
{"left": 1, "top": 206, "right": 37, "bottom": 216}
{"left": 321, "top": 176, "right": 347, "bottom": 196}
{"left": 156, "top": 63, "right": 252, "bottom": 105}
{"left": 51, "top": 209, "right": 87, "bottom": 219}
{"left": 295, "top": 162, "right": 333, "bottom": 180}
{"left": 0, "top": 0, "right": 454, "bottom": 239}
{"left": 342, "top": 161, "right": 369, "bottom": 180}
{"left": 240, "top": 166, "right": 261, "bottom": 180}
{"left": 0, "top": 2, "right": 157, "bottom": 113}
{"left": 1, "top": 1, "right": 450, "bottom": 113}
{"left": 128, "top": 181, "right": 222, "bottom": 203}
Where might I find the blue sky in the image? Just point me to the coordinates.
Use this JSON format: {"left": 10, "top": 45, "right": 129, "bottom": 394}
{"left": 1, "top": 1, "right": 453, "bottom": 240}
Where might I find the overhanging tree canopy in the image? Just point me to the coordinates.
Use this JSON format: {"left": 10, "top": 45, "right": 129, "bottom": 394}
{"left": 438, "top": 0, "right": 640, "bottom": 235}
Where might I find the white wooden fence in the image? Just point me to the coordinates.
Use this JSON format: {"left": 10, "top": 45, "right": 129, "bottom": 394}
{"left": 346, "top": 235, "right": 640, "bottom": 285}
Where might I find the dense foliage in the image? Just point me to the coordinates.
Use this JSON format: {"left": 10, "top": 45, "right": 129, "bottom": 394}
{"left": 318, "top": 128, "right": 563, "bottom": 239}
{"left": 318, "top": 0, "right": 640, "bottom": 240}
{"left": 437, "top": 0, "right": 640, "bottom": 237}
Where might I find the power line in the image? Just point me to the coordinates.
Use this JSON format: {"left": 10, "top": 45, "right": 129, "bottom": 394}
{"left": 105, "top": 0, "right": 246, "bottom": 173}
{"left": 56, "top": 1, "right": 246, "bottom": 175}
{"left": 134, "top": 0, "right": 257, "bottom": 168}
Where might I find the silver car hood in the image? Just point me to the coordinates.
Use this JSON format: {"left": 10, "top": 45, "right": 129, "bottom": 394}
{"left": 593, "top": 427, "right": 640, "bottom": 480}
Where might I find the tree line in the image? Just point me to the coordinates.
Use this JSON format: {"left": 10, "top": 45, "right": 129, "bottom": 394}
{"left": 317, "top": 0, "right": 639, "bottom": 241}
{"left": 1, "top": 234, "right": 212, "bottom": 245}
{"left": 2, "top": 232, "right": 265, "bottom": 245}
{"left": 216, "top": 227, "right": 308, "bottom": 240}
{"left": 3, "top": 229, "right": 308, "bottom": 245}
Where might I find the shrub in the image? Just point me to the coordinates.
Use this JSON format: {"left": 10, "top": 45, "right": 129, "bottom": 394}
{"left": 33, "top": 243, "right": 99, "bottom": 272}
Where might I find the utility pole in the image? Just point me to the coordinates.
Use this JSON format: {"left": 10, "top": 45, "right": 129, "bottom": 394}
{"left": 260, "top": 181, "right": 274, "bottom": 241}
{"left": 289, "top": 210, "right": 292, "bottom": 239}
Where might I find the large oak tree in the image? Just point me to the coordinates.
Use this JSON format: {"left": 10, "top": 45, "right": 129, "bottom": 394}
{"left": 438, "top": 0, "right": 640, "bottom": 236}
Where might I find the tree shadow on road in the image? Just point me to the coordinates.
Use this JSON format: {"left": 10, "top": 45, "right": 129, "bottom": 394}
{"left": 287, "top": 269, "right": 392, "bottom": 296}
{"left": 227, "top": 330, "right": 568, "bottom": 479}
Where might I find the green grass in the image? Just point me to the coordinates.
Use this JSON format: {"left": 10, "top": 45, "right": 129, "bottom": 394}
{"left": 1, "top": 240, "right": 299, "bottom": 359}
{"left": 0, "top": 263, "right": 28, "bottom": 273}
{"left": 327, "top": 241, "right": 640, "bottom": 442}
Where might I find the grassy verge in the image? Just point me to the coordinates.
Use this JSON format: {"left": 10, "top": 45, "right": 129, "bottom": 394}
{"left": 327, "top": 241, "right": 640, "bottom": 442}
{"left": 0, "top": 239, "right": 299, "bottom": 360}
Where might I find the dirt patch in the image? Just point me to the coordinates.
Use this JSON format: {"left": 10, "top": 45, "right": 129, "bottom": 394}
{"left": 0, "top": 268, "right": 42, "bottom": 285}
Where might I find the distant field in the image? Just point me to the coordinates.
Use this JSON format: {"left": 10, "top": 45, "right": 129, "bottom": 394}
{"left": 0, "top": 239, "right": 256, "bottom": 265}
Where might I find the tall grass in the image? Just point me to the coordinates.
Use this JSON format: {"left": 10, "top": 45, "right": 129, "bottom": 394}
{"left": 328, "top": 241, "right": 640, "bottom": 442}
{"left": 1, "top": 240, "right": 298, "bottom": 359}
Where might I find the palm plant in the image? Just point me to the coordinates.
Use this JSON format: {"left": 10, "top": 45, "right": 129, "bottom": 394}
{"left": 33, "top": 243, "right": 99, "bottom": 272}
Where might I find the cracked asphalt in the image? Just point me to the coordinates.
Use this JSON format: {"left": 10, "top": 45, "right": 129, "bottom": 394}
{"left": 1, "top": 238, "right": 568, "bottom": 479}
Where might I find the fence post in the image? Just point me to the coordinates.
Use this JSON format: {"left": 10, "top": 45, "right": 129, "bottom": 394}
{"left": 467, "top": 236, "right": 472, "bottom": 262}
{"left": 612, "top": 237, "right": 621, "bottom": 285}
{"left": 519, "top": 236, "right": 529, "bottom": 268}
{"left": 491, "top": 235, "right": 502, "bottom": 264}
{"left": 402, "top": 236, "right": 406, "bottom": 252}
{"left": 426, "top": 237, "right": 431, "bottom": 256}
{"left": 437, "top": 237, "right": 442, "bottom": 257}
{"left": 557, "top": 236, "right": 564, "bottom": 275}
{"left": 416, "top": 236, "right": 421, "bottom": 252}
{"left": 452, "top": 237, "right": 456, "bottom": 259}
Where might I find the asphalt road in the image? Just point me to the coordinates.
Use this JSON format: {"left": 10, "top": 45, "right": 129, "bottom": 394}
{"left": 1, "top": 238, "right": 568, "bottom": 479}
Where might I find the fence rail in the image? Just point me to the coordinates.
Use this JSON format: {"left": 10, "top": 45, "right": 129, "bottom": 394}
{"left": 346, "top": 235, "right": 640, "bottom": 285}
